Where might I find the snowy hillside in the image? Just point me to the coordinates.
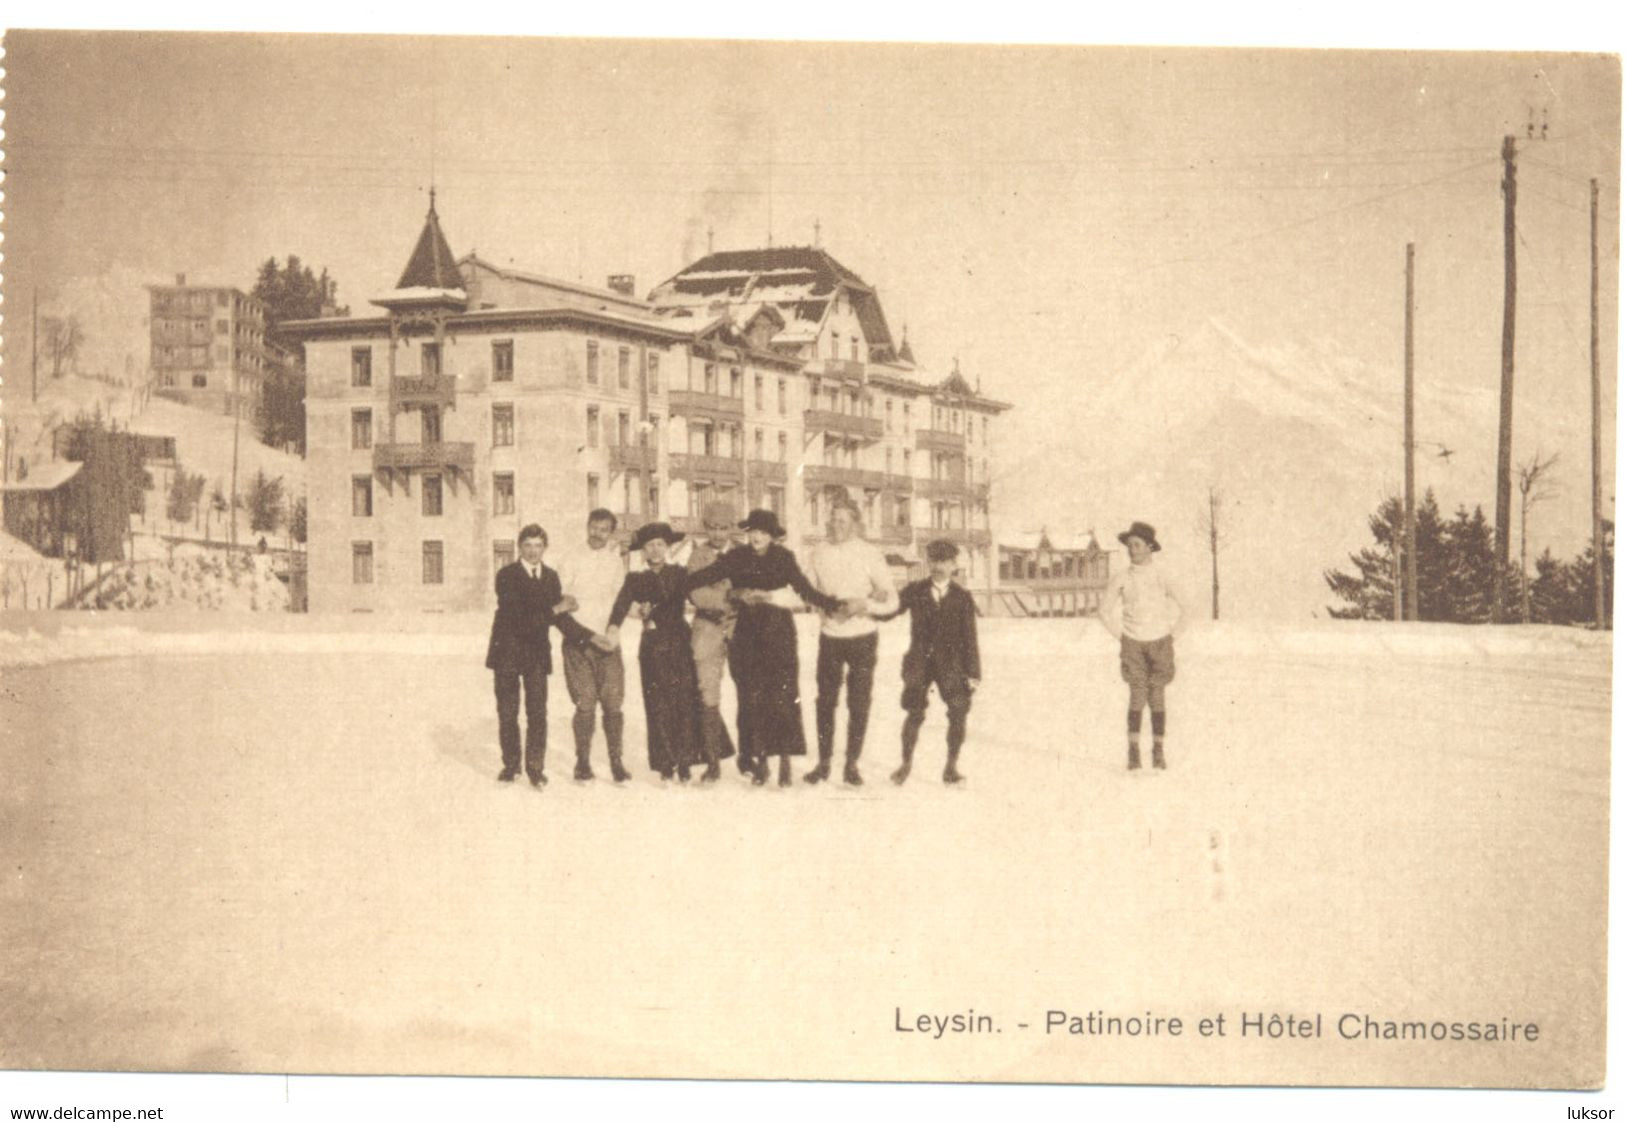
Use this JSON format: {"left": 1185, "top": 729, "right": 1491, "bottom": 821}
{"left": 0, "top": 614, "right": 1608, "bottom": 1088}
{"left": 1002, "top": 318, "right": 1599, "bottom": 621}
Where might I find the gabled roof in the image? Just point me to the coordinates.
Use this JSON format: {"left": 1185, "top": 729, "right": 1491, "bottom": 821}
{"left": 396, "top": 192, "right": 463, "bottom": 292}
{"left": 1002, "top": 529, "right": 1102, "bottom": 555}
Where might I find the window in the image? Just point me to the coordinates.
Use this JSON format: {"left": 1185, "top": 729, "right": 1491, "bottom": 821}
{"left": 421, "top": 342, "right": 441, "bottom": 377}
{"left": 352, "top": 475, "right": 373, "bottom": 517}
{"left": 422, "top": 407, "right": 443, "bottom": 444}
{"left": 494, "top": 540, "right": 515, "bottom": 572}
{"left": 649, "top": 481, "right": 660, "bottom": 516}
{"left": 423, "top": 541, "right": 444, "bottom": 585}
{"left": 704, "top": 363, "right": 717, "bottom": 394}
{"left": 422, "top": 473, "right": 443, "bottom": 517}
{"left": 902, "top": 449, "right": 912, "bottom": 474}
{"left": 730, "top": 367, "right": 743, "bottom": 399}
{"left": 885, "top": 448, "right": 893, "bottom": 474}
{"left": 587, "top": 473, "right": 600, "bottom": 508}
{"left": 982, "top": 416, "right": 989, "bottom": 444}
{"left": 767, "top": 485, "right": 784, "bottom": 517}
{"left": 851, "top": 337, "right": 859, "bottom": 362}
{"left": 830, "top": 332, "right": 839, "bottom": 359}
{"left": 215, "top": 319, "right": 228, "bottom": 335}
{"left": 492, "top": 340, "right": 514, "bottom": 382}
{"left": 586, "top": 406, "right": 599, "bottom": 448}
{"left": 903, "top": 403, "right": 911, "bottom": 433}
{"left": 192, "top": 374, "right": 208, "bottom": 389}
{"left": 352, "top": 542, "right": 373, "bottom": 584}
{"left": 618, "top": 346, "right": 631, "bottom": 390}
{"left": 492, "top": 403, "right": 514, "bottom": 447}
{"left": 755, "top": 374, "right": 765, "bottom": 411}
{"left": 352, "top": 409, "right": 373, "bottom": 450}
{"left": 494, "top": 473, "right": 515, "bottom": 515}
{"left": 778, "top": 432, "right": 788, "bottom": 463}
{"left": 648, "top": 352, "right": 660, "bottom": 394}
{"left": 586, "top": 340, "right": 600, "bottom": 384}
{"left": 778, "top": 378, "right": 787, "bottom": 415}
{"left": 886, "top": 400, "right": 894, "bottom": 431}
{"left": 754, "top": 428, "right": 764, "bottom": 460}
{"left": 1000, "top": 556, "right": 1013, "bottom": 582}
{"left": 351, "top": 347, "right": 372, "bottom": 387}
{"left": 617, "top": 411, "right": 631, "bottom": 447}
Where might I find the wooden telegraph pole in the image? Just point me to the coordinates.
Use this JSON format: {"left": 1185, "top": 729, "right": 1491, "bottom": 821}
{"left": 1591, "top": 176, "right": 1606, "bottom": 628}
{"left": 1404, "top": 243, "right": 1419, "bottom": 620}
{"left": 1492, "top": 134, "right": 1518, "bottom": 623}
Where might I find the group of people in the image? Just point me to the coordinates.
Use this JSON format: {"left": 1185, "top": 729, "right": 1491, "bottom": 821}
{"left": 485, "top": 502, "right": 1187, "bottom": 788}
{"left": 484, "top": 497, "right": 984, "bottom": 790}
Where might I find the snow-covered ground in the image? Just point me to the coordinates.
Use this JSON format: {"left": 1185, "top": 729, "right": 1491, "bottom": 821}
{"left": 0, "top": 615, "right": 1609, "bottom": 1089}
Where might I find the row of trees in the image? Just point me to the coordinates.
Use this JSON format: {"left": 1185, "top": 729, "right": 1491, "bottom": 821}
{"left": 164, "top": 464, "right": 306, "bottom": 545}
{"left": 1324, "top": 489, "right": 1611, "bottom": 626}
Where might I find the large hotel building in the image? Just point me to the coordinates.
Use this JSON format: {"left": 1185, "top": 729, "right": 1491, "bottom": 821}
{"left": 285, "top": 200, "right": 1011, "bottom": 613}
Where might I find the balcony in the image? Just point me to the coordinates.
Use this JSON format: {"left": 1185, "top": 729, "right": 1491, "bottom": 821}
{"left": 884, "top": 473, "right": 914, "bottom": 495}
{"left": 820, "top": 357, "right": 866, "bottom": 381}
{"left": 668, "top": 389, "right": 745, "bottom": 421}
{"left": 746, "top": 459, "right": 788, "bottom": 484}
{"left": 668, "top": 452, "right": 744, "bottom": 484}
{"left": 916, "top": 428, "right": 966, "bottom": 453}
{"left": 389, "top": 375, "right": 457, "bottom": 410}
{"left": 916, "top": 477, "right": 969, "bottom": 501}
{"left": 874, "top": 524, "right": 914, "bottom": 546}
{"left": 915, "top": 526, "right": 991, "bottom": 550}
{"left": 608, "top": 443, "right": 657, "bottom": 472}
{"left": 372, "top": 441, "right": 476, "bottom": 493}
{"left": 804, "top": 409, "right": 883, "bottom": 441}
{"left": 803, "top": 464, "right": 886, "bottom": 491}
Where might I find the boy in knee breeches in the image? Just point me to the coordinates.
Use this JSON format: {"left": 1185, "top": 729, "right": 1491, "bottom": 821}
{"left": 1100, "top": 522, "right": 1188, "bottom": 771}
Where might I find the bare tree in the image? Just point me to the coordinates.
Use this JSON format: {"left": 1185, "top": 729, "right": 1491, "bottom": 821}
{"left": 1516, "top": 450, "right": 1561, "bottom": 623}
{"left": 41, "top": 315, "right": 85, "bottom": 378}
{"left": 1196, "top": 485, "right": 1226, "bottom": 620}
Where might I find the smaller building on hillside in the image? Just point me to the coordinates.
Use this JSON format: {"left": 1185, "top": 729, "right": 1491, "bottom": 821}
{"left": 1, "top": 461, "right": 86, "bottom": 559}
{"left": 995, "top": 529, "right": 1112, "bottom": 617}
{"left": 148, "top": 274, "right": 269, "bottom": 418}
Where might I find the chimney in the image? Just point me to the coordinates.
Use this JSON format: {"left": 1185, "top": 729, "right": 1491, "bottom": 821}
{"left": 175, "top": 273, "right": 187, "bottom": 287}
{"left": 607, "top": 274, "right": 636, "bottom": 298}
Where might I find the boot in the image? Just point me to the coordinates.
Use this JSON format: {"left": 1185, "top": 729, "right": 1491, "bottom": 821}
{"left": 942, "top": 746, "right": 964, "bottom": 785}
{"left": 677, "top": 764, "right": 692, "bottom": 783}
{"left": 890, "top": 761, "right": 911, "bottom": 785}
{"left": 700, "top": 761, "right": 722, "bottom": 783}
{"left": 574, "top": 755, "right": 595, "bottom": 782}
{"left": 843, "top": 760, "right": 863, "bottom": 786}
{"left": 778, "top": 755, "right": 793, "bottom": 787}
{"left": 803, "top": 756, "right": 832, "bottom": 785}
{"left": 1152, "top": 743, "right": 1166, "bottom": 770}
{"left": 610, "top": 757, "right": 631, "bottom": 783}
{"left": 752, "top": 756, "right": 770, "bottom": 786}
{"left": 1128, "top": 743, "right": 1142, "bottom": 771}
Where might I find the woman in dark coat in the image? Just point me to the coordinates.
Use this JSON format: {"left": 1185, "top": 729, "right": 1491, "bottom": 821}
{"left": 683, "top": 509, "right": 844, "bottom": 787}
{"left": 607, "top": 522, "right": 713, "bottom": 782}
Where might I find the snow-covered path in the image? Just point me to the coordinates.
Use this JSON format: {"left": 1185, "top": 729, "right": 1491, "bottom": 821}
{"left": 0, "top": 617, "right": 1609, "bottom": 1087}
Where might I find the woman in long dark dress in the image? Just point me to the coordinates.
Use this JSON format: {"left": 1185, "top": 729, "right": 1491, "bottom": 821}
{"left": 607, "top": 522, "right": 714, "bottom": 782}
{"left": 683, "top": 509, "right": 844, "bottom": 787}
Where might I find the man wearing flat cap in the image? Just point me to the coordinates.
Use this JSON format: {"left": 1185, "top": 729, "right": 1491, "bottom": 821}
{"left": 1099, "top": 521, "right": 1189, "bottom": 771}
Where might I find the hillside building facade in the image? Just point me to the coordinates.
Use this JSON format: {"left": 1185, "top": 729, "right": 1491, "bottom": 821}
{"left": 147, "top": 275, "right": 270, "bottom": 417}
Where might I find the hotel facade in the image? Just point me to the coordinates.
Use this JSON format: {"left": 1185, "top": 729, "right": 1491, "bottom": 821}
{"left": 285, "top": 201, "right": 1011, "bottom": 613}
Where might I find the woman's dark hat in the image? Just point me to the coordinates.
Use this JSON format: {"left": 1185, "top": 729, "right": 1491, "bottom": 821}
{"left": 631, "top": 521, "right": 685, "bottom": 551}
{"left": 1117, "top": 521, "right": 1161, "bottom": 552}
{"left": 738, "top": 508, "right": 786, "bottom": 538}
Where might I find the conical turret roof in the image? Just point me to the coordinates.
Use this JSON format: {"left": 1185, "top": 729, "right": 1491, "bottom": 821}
{"left": 396, "top": 190, "right": 463, "bottom": 291}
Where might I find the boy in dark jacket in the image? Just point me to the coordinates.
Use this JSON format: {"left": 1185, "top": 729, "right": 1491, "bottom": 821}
{"left": 486, "top": 523, "right": 590, "bottom": 787}
{"left": 881, "top": 539, "right": 981, "bottom": 785}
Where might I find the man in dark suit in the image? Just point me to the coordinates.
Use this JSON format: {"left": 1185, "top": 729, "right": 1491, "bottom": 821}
{"left": 486, "top": 523, "right": 590, "bottom": 788}
{"left": 881, "top": 538, "right": 982, "bottom": 785}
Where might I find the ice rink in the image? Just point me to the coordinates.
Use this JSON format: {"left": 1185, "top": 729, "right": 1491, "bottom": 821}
{"left": 0, "top": 614, "right": 1610, "bottom": 1088}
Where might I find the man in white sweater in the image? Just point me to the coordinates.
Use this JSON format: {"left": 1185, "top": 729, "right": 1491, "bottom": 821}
{"left": 1099, "top": 521, "right": 1189, "bottom": 771}
{"left": 555, "top": 509, "right": 631, "bottom": 782}
{"left": 804, "top": 495, "right": 899, "bottom": 786}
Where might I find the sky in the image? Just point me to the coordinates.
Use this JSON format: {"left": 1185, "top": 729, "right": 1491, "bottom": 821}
{"left": 1, "top": 20, "right": 1620, "bottom": 559}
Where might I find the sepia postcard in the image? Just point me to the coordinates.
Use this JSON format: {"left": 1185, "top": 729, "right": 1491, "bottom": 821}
{"left": 0, "top": 21, "right": 1618, "bottom": 1110}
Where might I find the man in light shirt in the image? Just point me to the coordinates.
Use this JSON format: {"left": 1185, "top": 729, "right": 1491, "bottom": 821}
{"left": 555, "top": 508, "right": 631, "bottom": 782}
{"left": 804, "top": 495, "right": 899, "bottom": 786}
{"left": 1099, "top": 521, "right": 1189, "bottom": 771}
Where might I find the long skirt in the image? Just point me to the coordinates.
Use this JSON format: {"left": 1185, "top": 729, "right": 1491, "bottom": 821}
{"left": 727, "top": 604, "right": 809, "bottom": 759}
{"left": 639, "top": 627, "right": 703, "bottom": 773}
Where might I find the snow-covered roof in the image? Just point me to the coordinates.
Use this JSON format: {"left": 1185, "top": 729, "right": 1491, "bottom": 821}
{"left": 370, "top": 286, "right": 469, "bottom": 307}
{"left": 1, "top": 460, "right": 83, "bottom": 493}
{"left": 1001, "top": 529, "right": 1101, "bottom": 554}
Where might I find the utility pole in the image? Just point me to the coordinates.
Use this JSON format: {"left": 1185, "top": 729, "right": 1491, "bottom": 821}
{"left": 32, "top": 289, "right": 40, "bottom": 404}
{"left": 1492, "top": 134, "right": 1518, "bottom": 623}
{"left": 1591, "top": 176, "right": 1606, "bottom": 628}
{"left": 1404, "top": 242, "right": 1419, "bottom": 621}
{"left": 230, "top": 365, "right": 241, "bottom": 550}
